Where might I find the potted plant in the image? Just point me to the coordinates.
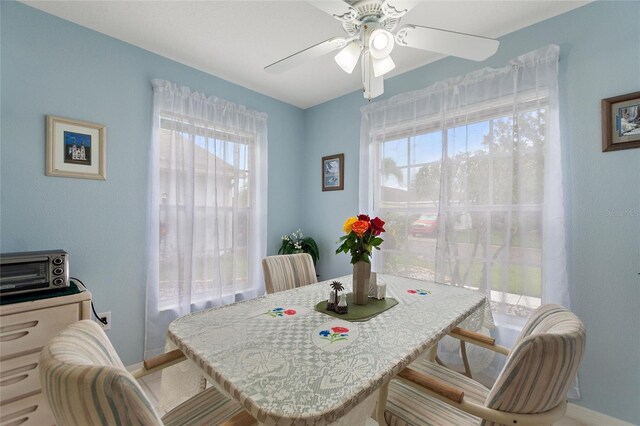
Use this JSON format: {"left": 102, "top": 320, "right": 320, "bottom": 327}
{"left": 278, "top": 229, "right": 320, "bottom": 266}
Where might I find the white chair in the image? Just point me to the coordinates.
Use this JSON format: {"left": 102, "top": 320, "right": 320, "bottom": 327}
{"left": 384, "top": 304, "right": 586, "bottom": 426}
{"left": 39, "top": 320, "right": 256, "bottom": 426}
{"left": 261, "top": 253, "right": 317, "bottom": 294}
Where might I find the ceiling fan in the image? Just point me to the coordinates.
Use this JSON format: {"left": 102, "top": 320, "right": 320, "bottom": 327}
{"left": 264, "top": 0, "right": 499, "bottom": 100}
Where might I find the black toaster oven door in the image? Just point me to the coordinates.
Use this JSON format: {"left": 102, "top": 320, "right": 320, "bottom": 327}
{"left": 0, "top": 260, "right": 49, "bottom": 293}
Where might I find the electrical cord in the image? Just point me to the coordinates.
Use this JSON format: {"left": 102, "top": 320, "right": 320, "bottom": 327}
{"left": 70, "top": 277, "right": 107, "bottom": 325}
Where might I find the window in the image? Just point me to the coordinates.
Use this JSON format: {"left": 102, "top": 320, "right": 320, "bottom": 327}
{"left": 157, "top": 116, "right": 254, "bottom": 309}
{"left": 146, "top": 79, "right": 268, "bottom": 359}
{"left": 372, "top": 99, "right": 548, "bottom": 317}
{"left": 361, "top": 46, "right": 572, "bottom": 391}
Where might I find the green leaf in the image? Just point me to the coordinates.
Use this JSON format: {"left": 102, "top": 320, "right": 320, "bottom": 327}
{"left": 303, "top": 237, "right": 320, "bottom": 264}
{"left": 370, "top": 237, "right": 384, "bottom": 246}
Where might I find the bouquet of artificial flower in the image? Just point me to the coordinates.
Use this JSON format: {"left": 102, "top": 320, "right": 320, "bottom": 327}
{"left": 335, "top": 214, "right": 385, "bottom": 264}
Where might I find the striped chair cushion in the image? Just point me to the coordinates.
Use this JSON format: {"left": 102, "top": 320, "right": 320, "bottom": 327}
{"left": 161, "top": 385, "right": 252, "bottom": 426}
{"left": 385, "top": 358, "right": 488, "bottom": 426}
{"left": 40, "top": 320, "right": 256, "bottom": 426}
{"left": 262, "top": 253, "right": 317, "bottom": 294}
{"left": 484, "top": 304, "right": 586, "bottom": 423}
{"left": 40, "top": 320, "right": 164, "bottom": 425}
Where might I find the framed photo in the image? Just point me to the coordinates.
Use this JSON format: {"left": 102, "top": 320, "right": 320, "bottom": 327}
{"left": 602, "top": 91, "right": 640, "bottom": 152}
{"left": 322, "top": 153, "right": 344, "bottom": 191}
{"left": 46, "top": 115, "right": 106, "bottom": 179}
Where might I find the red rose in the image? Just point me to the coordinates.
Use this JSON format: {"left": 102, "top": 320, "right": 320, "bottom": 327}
{"left": 370, "top": 217, "right": 385, "bottom": 236}
{"left": 284, "top": 309, "right": 296, "bottom": 315}
{"left": 331, "top": 326, "right": 349, "bottom": 333}
{"left": 357, "top": 214, "right": 371, "bottom": 222}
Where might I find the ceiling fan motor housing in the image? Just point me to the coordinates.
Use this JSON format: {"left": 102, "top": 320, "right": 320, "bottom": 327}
{"left": 342, "top": 0, "right": 401, "bottom": 36}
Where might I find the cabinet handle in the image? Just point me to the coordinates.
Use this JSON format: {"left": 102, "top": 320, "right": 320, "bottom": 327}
{"left": 0, "top": 374, "right": 29, "bottom": 387}
{"left": 1, "top": 404, "right": 37, "bottom": 426}
{"left": 3, "top": 417, "right": 30, "bottom": 426}
{"left": 0, "top": 331, "right": 29, "bottom": 342}
{"left": 0, "top": 362, "right": 38, "bottom": 380}
{"left": 0, "top": 320, "right": 38, "bottom": 334}
{"left": 0, "top": 362, "right": 38, "bottom": 386}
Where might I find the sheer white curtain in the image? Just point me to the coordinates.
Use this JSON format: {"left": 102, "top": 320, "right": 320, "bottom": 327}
{"left": 360, "top": 46, "right": 575, "bottom": 392}
{"left": 145, "top": 79, "right": 268, "bottom": 358}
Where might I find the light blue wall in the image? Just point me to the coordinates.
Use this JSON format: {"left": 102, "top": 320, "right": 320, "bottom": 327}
{"left": 303, "top": 1, "right": 639, "bottom": 422}
{"left": 2, "top": 0, "right": 639, "bottom": 422}
{"left": 0, "top": 1, "right": 305, "bottom": 365}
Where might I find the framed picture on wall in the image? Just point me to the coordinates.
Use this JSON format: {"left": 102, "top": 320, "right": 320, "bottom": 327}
{"left": 602, "top": 91, "right": 640, "bottom": 152}
{"left": 322, "top": 153, "right": 344, "bottom": 191}
{"left": 46, "top": 115, "right": 106, "bottom": 179}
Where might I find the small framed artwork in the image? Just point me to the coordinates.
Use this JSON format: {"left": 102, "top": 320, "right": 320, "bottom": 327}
{"left": 322, "top": 153, "right": 344, "bottom": 191}
{"left": 602, "top": 91, "right": 640, "bottom": 152}
{"left": 46, "top": 115, "right": 106, "bottom": 179}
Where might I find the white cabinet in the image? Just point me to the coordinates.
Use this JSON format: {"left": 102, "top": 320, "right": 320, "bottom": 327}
{"left": 0, "top": 285, "right": 91, "bottom": 426}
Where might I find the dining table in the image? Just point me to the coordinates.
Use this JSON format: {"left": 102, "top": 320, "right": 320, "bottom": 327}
{"left": 165, "top": 273, "right": 489, "bottom": 425}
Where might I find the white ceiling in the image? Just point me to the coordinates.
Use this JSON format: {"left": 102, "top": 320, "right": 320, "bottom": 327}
{"left": 21, "top": 0, "right": 589, "bottom": 109}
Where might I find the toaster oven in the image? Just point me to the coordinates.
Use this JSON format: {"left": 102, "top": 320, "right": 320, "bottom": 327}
{"left": 0, "top": 250, "right": 69, "bottom": 296}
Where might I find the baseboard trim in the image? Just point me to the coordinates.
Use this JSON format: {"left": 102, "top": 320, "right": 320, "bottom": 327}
{"left": 566, "top": 403, "right": 634, "bottom": 426}
{"left": 126, "top": 361, "right": 143, "bottom": 372}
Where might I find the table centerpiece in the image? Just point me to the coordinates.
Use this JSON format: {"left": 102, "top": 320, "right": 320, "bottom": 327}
{"left": 335, "top": 214, "right": 385, "bottom": 305}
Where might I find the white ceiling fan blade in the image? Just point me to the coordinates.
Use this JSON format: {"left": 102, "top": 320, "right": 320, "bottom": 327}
{"left": 307, "top": 1, "right": 358, "bottom": 22}
{"left": 396, "top": 25, "right": 499, "bottom": 61}
{"left": 381, "top": 0, "right": 420, "bottom": 18}
{"left": 265, "top": 37, "right": 348, "bottom": 74}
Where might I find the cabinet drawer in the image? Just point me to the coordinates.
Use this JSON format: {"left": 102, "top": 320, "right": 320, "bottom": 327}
{"left": 0, "top": 352, "right": 41, "bottom": 402}
{"left": 0, "top": 304, "right": 80, "bottom": 359}
{"left": 0, "top": 392, "right": 55, "bottom": 426}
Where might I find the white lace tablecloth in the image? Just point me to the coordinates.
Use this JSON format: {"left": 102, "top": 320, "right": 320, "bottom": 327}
{"left": 162, "top": 274, "right": 489, "bottom": 425}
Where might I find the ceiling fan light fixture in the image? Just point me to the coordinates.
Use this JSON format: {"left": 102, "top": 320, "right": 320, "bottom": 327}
{"left": 368, "top": 28, "right": 394, "bottom": 59}
{"left": 372, "top": 55, "right": 395, "bottom": 77}
{"left": 334, "top": 41, "right": 362, "bottom": 74}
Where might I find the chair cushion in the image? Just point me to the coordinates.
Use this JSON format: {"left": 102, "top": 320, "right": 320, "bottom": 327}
{"left": 262, "top": 253, "right": 317, "bottom": 294}
{"left": 40, "top": 320, "right": 164, "bottom": 425}
{"left": 41, "top": 320, "right": 255, "bottom": 426}
{"left": 385, "top": 359, "right": 488, "bottom": 426}
{"left": 162, "top": 385, "right": 255, "bottom": 426}
{"left": 485, "top": 304, "right": 585, "bottom": 416}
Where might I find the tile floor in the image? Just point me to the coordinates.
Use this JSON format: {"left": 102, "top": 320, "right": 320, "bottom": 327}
{"left": 137, "top": 372, "right": 586, "bottom": 425}
{"left": 138, "top": 371, "right": 163, "bottom": 414}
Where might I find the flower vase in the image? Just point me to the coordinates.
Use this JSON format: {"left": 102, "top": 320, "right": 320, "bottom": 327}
{"left": 352, "top": 261, "right": 371, "bottom": 305}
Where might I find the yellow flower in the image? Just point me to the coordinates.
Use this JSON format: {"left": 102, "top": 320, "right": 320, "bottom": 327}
{"left": 342, "top": 216, "right": 358, "bottom": 234}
